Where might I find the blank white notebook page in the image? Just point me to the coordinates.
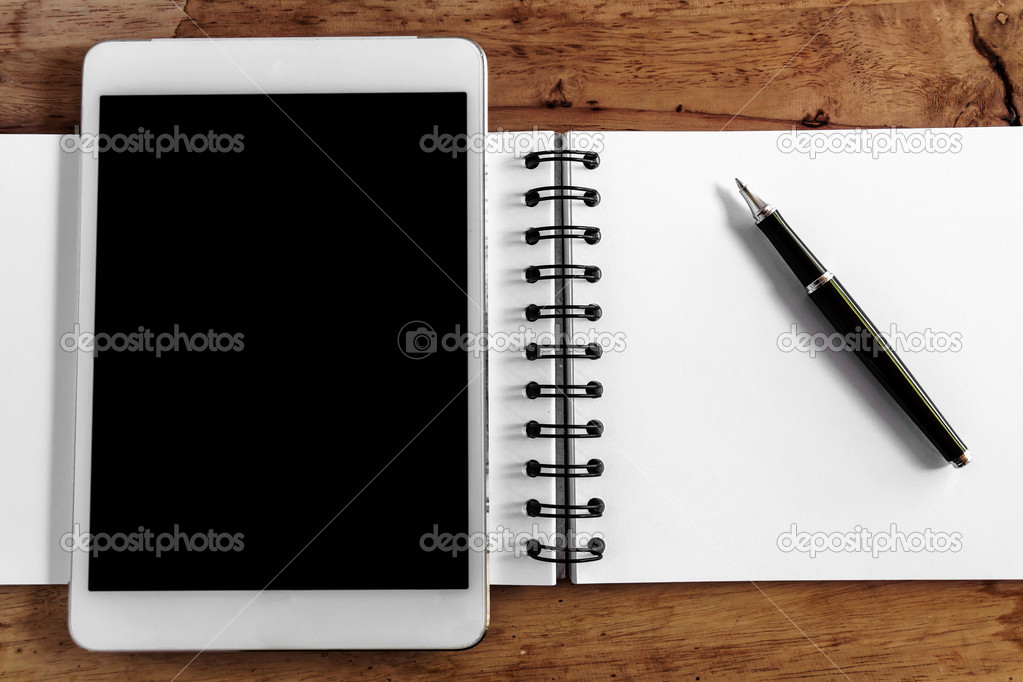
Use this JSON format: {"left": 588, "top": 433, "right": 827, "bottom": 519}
{"left": 566, "top": 128, "right": 1023, "bottom": 583}
{"left": 486, "top": 132, "right": 559, "bottom": 585}
{"left": 0, "top": 135, "right": 78, "bottom": 584}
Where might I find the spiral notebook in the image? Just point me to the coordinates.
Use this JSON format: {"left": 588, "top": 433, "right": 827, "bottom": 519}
{"left": 488, "top": 127, "right": 1023, "bottom": 586}
{"left": 4, "top": 127, "right": 1023, "bottom": 587}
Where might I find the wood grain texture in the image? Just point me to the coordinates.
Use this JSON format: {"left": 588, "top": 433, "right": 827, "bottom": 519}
{"left": 1, "top": 0, "right": 1022, "bottom": 679}
{"left": 3, "top": 581, "right": 1023, "bottom": 679}
{"left": 1, "top": 0, "right": 1021, "bottom": 132}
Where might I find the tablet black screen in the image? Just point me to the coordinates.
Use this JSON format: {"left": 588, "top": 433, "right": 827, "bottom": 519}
{"left": 87, "top": 93, "right": 471, "bottom": 591}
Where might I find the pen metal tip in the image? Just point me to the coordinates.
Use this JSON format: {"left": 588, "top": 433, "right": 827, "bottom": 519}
{"left": 735, "top": 178, "right": 773, "bottom": 223}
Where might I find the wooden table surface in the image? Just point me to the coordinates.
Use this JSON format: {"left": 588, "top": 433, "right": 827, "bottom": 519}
{"left": 1, "top": 1, "right": 1020, "bottom": 679}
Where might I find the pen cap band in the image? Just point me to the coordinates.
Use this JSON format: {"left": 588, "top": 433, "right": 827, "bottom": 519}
{"left": 756, "top": 211, "right": 828, "bottom": 288}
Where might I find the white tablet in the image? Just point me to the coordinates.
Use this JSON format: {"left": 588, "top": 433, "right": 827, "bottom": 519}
{"left": 69, "top": 37, "right": 488, "bottom": 650}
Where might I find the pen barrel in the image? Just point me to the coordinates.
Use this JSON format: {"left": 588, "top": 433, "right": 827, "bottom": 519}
{"left": 756, "top": 211, "right": 828, "bottom": 287}
{"left": 808, "top": 277, "right": 969, "bottom": 465}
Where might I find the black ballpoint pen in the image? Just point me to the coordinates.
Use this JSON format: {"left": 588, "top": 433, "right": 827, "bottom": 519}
{"left": 735, "top": 179, "right": 971, "bottom": 468}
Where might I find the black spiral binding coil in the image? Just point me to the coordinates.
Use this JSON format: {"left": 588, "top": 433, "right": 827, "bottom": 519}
{"left": 524, "top": 264, "right": 602, "bottom": 284}
{"left": 524, "top": 342, "right": 602, "bottom": 361}
{"left": 525, "top": 420, "right": 604, "bottom": 439}
{"left": 525, "top": 380, "right": 604, "bottom": 399}
{"left": 524, "top": 186, "right": 600, "bottom": 208}
{"left": 526, "top": 498, "right": 605, "bottom": 519}
{"left": 523, "top": 150, "right": 601, "bottom": 170}
{"left": 527, "top": 537, "right": 605, "bottom": 564}
{"left": 526, "top": 458, "right": 604, "bottom": 477}
{"left": 522, "top": 148, "right": 605, "bottom": 564}
{"left": 525, "top": 303, "right": 602, "bottom": 322}
{"left": 525, "top": 226, "right": 601, "bottom": 245}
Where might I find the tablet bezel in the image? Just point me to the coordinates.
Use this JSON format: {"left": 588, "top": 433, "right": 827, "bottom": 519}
{"left": 70, "top": 36, "right": 488, "bottom": 651}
